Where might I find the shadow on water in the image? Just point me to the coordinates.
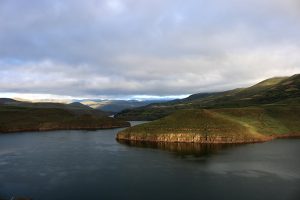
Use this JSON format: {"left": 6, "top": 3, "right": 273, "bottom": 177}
{"left": 117, "top": 139, "right": 242, "bottom": 158}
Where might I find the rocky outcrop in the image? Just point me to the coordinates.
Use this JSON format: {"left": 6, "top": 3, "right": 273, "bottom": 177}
{"left": 116, "top": 132, "right": 270, "bottom": 144}
{"left": 116, "top": 132, "right": 300, "bottom": 144}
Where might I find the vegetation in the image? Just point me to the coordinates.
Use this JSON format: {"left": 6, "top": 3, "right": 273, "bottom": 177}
{"left": 0, "top": 98, "right": 111, "bottom": 116}
{"left": 115, "top": 74, "right": 300, "bottom": 121}
{"left": 0, "top": 105, "right": 130, "bottom": 133}
{"left": 117, "top": 105, "right": 300, "bottom": 143}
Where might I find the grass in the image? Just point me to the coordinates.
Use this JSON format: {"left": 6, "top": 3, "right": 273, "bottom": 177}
{"left": 0, "top": 105, "right": 130, "bottom": 133}
{"left": 115, "top": 74, "right": 300, "bottom": 121}
{"left": 213, "top": 106, "right": 300, "bottom": 135}
{"left": 117, "top": 105, "right": 300, "bottom": 143}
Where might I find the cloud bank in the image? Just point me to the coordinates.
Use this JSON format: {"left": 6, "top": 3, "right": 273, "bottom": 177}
{"left": 0, "top": 0, "right": 299, "bottom": 99}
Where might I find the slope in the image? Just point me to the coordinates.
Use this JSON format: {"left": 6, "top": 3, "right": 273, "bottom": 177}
{"left": 117, "top": 105, "right": 300, "bottom": 144}
{"left": 0, "top": 105, "right": 130, "bottom": 133}
{"left": 115, "top": 74, "right": 300, "bottom": 120}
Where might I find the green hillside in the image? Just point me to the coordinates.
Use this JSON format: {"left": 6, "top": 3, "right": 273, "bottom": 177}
{"left": 117, "top": 106, "right": 300, "bottom": 144}
{"left": 0, "top": 105, "right": 130, "bottom": 133}
{"left": 0, "top": 98, "right": 111, "bottom": 117}
{"left": 115, "top": 74, "right": 300, "bottom": 121}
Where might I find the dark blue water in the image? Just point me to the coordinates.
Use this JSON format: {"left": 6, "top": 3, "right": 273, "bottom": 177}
{"left": 0, "top": 122, "right": 299, "bottom": 200}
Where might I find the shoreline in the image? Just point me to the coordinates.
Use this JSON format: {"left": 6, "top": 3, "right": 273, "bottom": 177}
{"left": 0, "top": 124, "right": 131, "bottom": 134}
{"left": 116, "top": 133, "right": 300, "bottom": 144}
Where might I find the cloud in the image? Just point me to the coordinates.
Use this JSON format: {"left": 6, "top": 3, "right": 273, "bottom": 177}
{"left": 0, "top": 0, "right": 299, "bottom": 99}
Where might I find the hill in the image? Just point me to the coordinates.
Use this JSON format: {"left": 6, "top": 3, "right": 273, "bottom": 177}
{"left": 115, "top": 74, "right": 300, "bottom": 120}
{"left": 0, "top": 98, "right": 19, "bottom": 104}
{"left": 0, "top": 100, "right": 130, "bottom": 133}
{"left": 117, "top": 105, "right": 300, "bottom": 144}
{"left": 0, "top": 98, "right": 110, "bottom": 117}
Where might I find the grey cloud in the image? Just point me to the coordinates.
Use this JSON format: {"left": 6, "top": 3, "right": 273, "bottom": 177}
{"left": 0, "top": 0, "right": 299, "bottom": 98}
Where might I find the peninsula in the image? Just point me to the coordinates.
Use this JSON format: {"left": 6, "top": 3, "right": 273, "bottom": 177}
{"left": 117, "top": 74, "right": 300, "bottom": 144}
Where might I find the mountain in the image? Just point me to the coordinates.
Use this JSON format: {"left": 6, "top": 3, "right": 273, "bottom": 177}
{"left": 81, "top": 99, "right": 167, "bottom": 113}
{"left": 115, "top": 74, "right": 300, "bottom": 120}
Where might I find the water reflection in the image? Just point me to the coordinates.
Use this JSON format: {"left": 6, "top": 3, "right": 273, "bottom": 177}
{"left": 118, "top": 140, "right": 241, "bottom": 157}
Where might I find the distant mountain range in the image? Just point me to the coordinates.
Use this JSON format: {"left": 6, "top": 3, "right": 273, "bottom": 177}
{"left": 80, "top": 99, "right": 168, "bottom": 113}
{"left": 115, "top": 74, "right": 300, "bottom": 120}
{"left": 0, "top": 97, "right": 169, "bottom": 115}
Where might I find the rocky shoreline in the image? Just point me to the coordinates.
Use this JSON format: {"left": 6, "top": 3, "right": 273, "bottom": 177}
{"left": 116, "top": 132, "right": 300, "bottom": 144}
{"left": 116, "top": 106, "right": 300, "bottom": 145}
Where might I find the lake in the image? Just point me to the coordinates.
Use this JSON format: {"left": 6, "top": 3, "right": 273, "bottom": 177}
{"left": 0, "top": 122, "right": 299, "bottom": 200}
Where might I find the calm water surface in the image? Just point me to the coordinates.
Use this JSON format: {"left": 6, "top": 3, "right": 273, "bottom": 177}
{"left": 0, "top": 122, "right": 299, "bottom": 200}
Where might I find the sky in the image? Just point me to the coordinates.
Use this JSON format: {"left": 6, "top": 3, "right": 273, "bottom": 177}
{"left": 0, "top": 0, "right": 300, "bottom": 100}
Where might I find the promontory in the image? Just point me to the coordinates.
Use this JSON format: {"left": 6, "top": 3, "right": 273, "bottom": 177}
{"left": 117, "top": 74, "right": 300, "bottom": 144}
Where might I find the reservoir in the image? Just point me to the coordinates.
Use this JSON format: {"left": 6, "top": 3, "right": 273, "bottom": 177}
{"left": 0, "top": 122, "right": 299, "bottom": 200}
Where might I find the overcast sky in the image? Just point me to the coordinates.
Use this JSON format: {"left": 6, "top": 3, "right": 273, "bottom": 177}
{"left": 0, "top": 0, "right": 300, "bottom": 100}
